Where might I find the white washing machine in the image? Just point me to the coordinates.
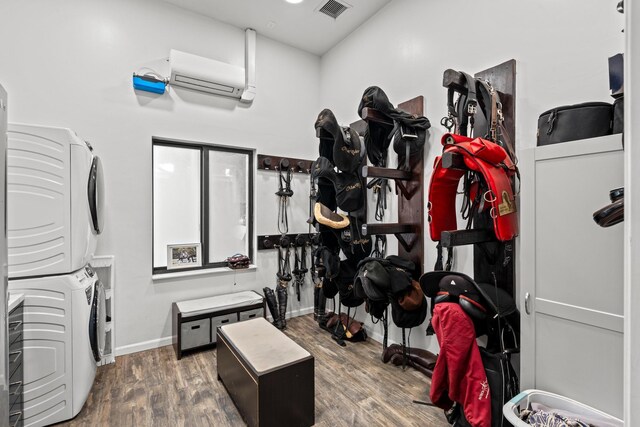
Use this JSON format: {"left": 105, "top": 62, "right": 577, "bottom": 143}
{"left": 8, "top": 265, "right": 106, "bottom": 427}
{"left": 7, "top": 124, "right": 104, "bottom": 278}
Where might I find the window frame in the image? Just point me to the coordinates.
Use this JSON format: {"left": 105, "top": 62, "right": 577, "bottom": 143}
{"left": 152, "top": 137, "right": 254, "bottom": 275}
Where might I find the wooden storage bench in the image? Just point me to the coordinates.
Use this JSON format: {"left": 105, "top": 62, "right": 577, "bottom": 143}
{"left": 172, "top": 291, "right": 264, "bottom": 360}
{"left": 217, "top": 317, "right": 315, "bottom": 427}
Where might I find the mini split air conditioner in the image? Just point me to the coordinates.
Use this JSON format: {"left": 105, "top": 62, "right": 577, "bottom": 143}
{"left": 169, "top": 28, "right": 256, "bottom": 103}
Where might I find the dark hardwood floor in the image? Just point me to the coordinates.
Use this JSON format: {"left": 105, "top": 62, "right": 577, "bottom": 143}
{"left": 57, "top": 314, "right": 448, "bottom": 426}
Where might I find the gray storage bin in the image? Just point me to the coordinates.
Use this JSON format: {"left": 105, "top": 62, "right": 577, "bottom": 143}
{"left": 180, "top": 318, "right": 211, "bottom": 350}
{"left": 211, "top": 313, "right": 237, "bottom": 331}
{"left": 239, "top": 307, "right": 263, "bottom": 322}
{"left": 504, "top": 389, "right": 622, "bottom": 427}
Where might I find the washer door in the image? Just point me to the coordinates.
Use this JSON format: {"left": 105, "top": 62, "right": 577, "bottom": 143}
{"left": 89, "top": 280, "right": 106, "bottom": 362}
{"left": 87, "top": 156, "right": 104, "bottom": 234}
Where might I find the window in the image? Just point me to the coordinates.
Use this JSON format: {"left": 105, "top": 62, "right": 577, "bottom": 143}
{"left": 152, "top": 138, "right": 253, "bottom": 274}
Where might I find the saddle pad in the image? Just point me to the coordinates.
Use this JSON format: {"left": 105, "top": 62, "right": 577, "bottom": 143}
{"left": 219, "top": 317, "right": 311, "bottom": 374}
{"left": 177, "top": 291, "right": 263, "bottom": 318}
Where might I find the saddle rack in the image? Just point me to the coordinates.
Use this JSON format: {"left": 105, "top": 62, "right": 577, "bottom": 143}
{"left": 440, "top": 59, "right": 517, "bottom": 295}
{"left": 352, "top": 96, "right": 425, "bottom": 277}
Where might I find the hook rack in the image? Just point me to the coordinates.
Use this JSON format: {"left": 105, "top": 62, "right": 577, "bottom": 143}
{"left": 257, "top": 154, "right": 314, "bottom": 174}
{"left": 257, "top": 233, "right": 319, "bottom": 251}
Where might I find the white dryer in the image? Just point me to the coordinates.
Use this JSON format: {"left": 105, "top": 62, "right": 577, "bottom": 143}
{"left": 7, "top": 124, "right": 104, "bottom": 278}
{"left": 8, "top": 266, "right": 106, "bottom": 427}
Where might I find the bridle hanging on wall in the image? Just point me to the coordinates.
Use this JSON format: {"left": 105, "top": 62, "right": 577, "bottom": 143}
{"left": 368, "top": 177, "right": 392, "bottom": 222}
{"left": 372, "top": 235, "right": 387, "bottom": 258}
{"left": 277, "top": 236, "right": 292, "bottom": 285}
{"left": 292, "top": 235, "right": 308, "bottom": 302}
{"left": 276, "top": 159, "right": 294, "bottom": 235}
{"left": 308, "top": 176, "right": 317, "bottom": 232}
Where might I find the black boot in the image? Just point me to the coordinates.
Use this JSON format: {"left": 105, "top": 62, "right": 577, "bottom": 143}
{"left": 276, "top": 286, "right": 288, "bottom": 330}
{"left": 263, "top": 287, "right": 281, "bottom": 328}
{"left": 317, "top": 287, "right": 327, "bottom": 323}
{"left": 313, "top": 286, "right": 320, "bottom": 320}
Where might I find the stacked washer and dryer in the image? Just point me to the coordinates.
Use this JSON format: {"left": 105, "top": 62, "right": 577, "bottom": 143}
{"left": 6, "top": 124, "right": 106, "bottom": 427}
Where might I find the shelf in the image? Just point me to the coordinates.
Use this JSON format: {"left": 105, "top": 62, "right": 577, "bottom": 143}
{"left": 361, "top": 223, "right": 418, "bottom": 236}
{"left": 440, "top": 229, "right": 496, "bottom": 248}
{"left": 362, "top": 223, "right": 420, "bottom": 261}
{"left": 362, "top": 166, "right": 413, "bottom": 181}
{"left": 359, "top": 107, "right": 395, "bottom": 126}
{"left": 152, "top": 265, "right": 257, "bottom": 281}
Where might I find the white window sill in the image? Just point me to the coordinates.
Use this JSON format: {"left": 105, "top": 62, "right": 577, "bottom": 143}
{"left": 152, "top": 265, "right": 257, "bottom": 281}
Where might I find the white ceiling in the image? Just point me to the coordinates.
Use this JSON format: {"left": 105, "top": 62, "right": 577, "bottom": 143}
{"left": 162, "top": 0, "right": 391, "bottom": 56}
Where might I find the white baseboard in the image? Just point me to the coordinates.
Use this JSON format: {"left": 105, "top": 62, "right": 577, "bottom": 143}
{"left": 265, "top": 305, "right": 314, "bottom": 321}
{"left": 116, "top": 307, "right": 315, "bottom": 357}
{"left": 290, "top": 305, "right": 315, "bottom": 317}
{"left": 367, "top": 328, "right": 396, "bottom": 347}
{"left": 116, "top": 336, "right": 173, "bottom": 356}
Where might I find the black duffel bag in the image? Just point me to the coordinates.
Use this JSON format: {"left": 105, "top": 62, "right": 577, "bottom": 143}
{"left": 537, "top": 101, "right": 613, "bottom": 146}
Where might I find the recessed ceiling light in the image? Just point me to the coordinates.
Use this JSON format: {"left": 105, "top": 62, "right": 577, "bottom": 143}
{"left": 285, "top": 0, "right": 304, "bottom": 4}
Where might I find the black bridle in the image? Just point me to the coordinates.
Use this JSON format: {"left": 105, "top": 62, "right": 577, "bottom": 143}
{"left": 276, "top": 160, "right": 293, "bottom": 234}
{"left": 292, "top": 236, "right": 309, "bottom": 302}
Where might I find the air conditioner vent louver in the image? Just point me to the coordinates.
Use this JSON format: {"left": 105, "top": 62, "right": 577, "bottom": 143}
{"left": 318, "top": 0, "right": 350, "bottom": 19}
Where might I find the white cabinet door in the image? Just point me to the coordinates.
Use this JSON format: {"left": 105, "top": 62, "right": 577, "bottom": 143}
{"left": 520, "top": 135, "right": 624, "bottom": 418}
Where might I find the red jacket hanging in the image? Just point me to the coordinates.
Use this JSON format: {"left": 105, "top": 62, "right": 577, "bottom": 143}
{"left": 428, "top": 133, "right": 518, "bottom": 242}
{"left": 430, "top": 302, "right": 491, "bottom": 427}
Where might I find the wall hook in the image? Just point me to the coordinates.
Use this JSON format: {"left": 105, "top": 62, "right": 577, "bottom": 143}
{"left": 262, "top": 157, "right": 272, "bottom": 170}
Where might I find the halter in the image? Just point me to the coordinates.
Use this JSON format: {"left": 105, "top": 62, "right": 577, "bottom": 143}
{"left": 277, "top": 237, "right": 292, "bottom": 284}
{"left": 292, "top": 236, "right": 309, "bottom": 302}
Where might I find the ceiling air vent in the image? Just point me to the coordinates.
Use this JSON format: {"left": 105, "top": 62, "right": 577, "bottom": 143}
{"left": 317, "top": 0, "right": 351, "bottom": 19}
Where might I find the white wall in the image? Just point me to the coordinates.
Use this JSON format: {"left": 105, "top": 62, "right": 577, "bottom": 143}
{"left": 320, "top": 0, "right": 624, "bottom": 351}
{"left": 0, "top": 0, "right": 321, "bottom": 353}
{"left": 0, "top": 0, "right": 626, "bottom": 356}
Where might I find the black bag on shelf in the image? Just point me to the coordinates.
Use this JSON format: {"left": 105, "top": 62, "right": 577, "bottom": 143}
{"left": 537, "top": 102, "right": 613, "bottom": 146}
{"left": 613, "top": 96, "right": 624, "bottom": 135}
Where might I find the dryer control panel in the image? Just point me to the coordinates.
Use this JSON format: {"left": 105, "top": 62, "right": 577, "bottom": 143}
{"left": 74, "top": 266, "right": 97, "bottom": 305}
{"left": 85, "top": 285, "right": 93, "bottom": 305}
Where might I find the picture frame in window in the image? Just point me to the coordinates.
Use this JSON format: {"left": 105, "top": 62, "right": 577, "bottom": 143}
{"left": 167, "top": 243, "right": 202, "bottom": 270}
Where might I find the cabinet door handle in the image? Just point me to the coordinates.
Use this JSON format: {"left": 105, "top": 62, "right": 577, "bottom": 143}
{"left": 9, "top": 320, "right": 22, "bottom": 331}
{"left": 9, "top": 381, "right": 22, "bottom": 396}
{"left": 524, "top": 292, "right": 531, "bottom": 315}
{"left": 9, "top": 350, "right": 22, "bottom": 365}
{"left": 9, "top": 411, "right": 22, "bottom": 427}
